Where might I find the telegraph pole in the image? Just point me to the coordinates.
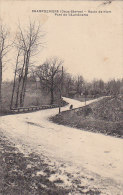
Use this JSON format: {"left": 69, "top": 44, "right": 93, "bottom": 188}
{"left": 59, "top": 66, "right": 63, "bottom": 113}
{"left": 84, "top": 87, "right": 86, "bottom": 106}
{"left": 61, "top": 66, "right": 63, "bottom": 95}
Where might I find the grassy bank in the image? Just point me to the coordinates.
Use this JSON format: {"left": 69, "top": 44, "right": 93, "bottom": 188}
{"left": 51, "top": 96, "right": 123, "bottom": 138}
{"left": 0, "top": 131, "right": 69, "bottom": 195}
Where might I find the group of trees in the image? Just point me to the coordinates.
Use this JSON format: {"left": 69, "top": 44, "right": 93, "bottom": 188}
{"left": 11, "top": 22, "right": 43, "bottom": 108}
{"left": 0, "top": 21, "right": 65, "bottom": 110}
{"left": 0, "top": 21, "right": 44, "bottom": 111}
{"left": 0, "top": 21, "right": 123, "bottom": 112}
{"left": 0, "top": 24, "right": 10, "bottom": 111}
{"left": 84, "top": 79, "right": 123, "bottom": 97}
{"left": 62, "top": 76, "right": 123, "bottom": 98}
{"left": 29, "top": 64, "right": 123, "bottom": 103}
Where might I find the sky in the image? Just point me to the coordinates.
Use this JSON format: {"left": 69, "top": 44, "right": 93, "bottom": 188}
{"left": 0, "top": 0, "right": 123, "bottom": 82}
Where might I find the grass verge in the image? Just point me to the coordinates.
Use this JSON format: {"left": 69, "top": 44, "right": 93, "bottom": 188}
{"left": 0, "top": 130, "right": 102, "bottom": 194}
{"left": 51, "top": 96, "right": 123, "bottom": 138}
{"left": 0, "top": 131, "right": 69, "bottom": 195}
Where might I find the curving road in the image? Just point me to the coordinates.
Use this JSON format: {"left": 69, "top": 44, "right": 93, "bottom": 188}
{"left": 0, "top": 97, "right": 123, "bottom": 194}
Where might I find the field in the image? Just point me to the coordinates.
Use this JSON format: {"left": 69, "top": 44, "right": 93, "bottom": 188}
{"left": 51, "top": 96, "right": 123, "bottom": 137}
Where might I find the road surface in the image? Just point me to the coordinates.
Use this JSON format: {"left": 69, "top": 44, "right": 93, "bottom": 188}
{"left": 0, "top": 97, "right": 123, "bottom": 194}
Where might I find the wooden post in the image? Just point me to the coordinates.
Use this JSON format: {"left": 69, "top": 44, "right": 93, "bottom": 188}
{"left": 85, "top": 94, "right": 86, "bottom": 106}
{"left": 59, "top": 106, "right": 61, "bottom": 114}
{"left": 58, "top": 66, "right": 63, "bottom": 114}
{"left": 84, "top": 87, "right": 87, "bottom": 106}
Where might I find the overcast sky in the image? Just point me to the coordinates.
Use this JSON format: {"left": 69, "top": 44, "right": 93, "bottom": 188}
{"left": 0, "top": 0, "right": 123, "bottom": 82}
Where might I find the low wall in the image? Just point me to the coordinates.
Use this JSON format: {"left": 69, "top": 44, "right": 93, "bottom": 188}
{"left": 10, "top": 104, "right": 59, "bottom": 114}
{"left": 10, "top": 99, "right": 68, "bottom": 114}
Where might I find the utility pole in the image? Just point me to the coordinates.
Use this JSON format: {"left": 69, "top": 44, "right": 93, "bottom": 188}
{"left": 84, "top": 87, "right": 87, "bottom": 106}
{"left": 84, "top": 87, "right": 86, "bottom": 106}
{"left": 59, "top": 66, "right": 63, "bottom": 114}
{"left": 85, "top": 93, "right": 86, "bottom": 106}
{"left": 61, "top": 66, "right": 63, "bottom": 95}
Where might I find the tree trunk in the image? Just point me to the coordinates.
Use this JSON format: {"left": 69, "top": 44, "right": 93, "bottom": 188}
{"left": 10, "top": 51, "right": 20, "bottom": 109}
{"left": 20, "top": 67, "right": 28, "bottom": 107}
{"left": 20, "top": 75, "right": 27, "bottom": 107}
{"left": 15, "top": 78, "right": 21, "bottom": 108}
{"left": 22, "top": 77, "right": 27, "bottom": 106}
{"left": 0, "top": 59, "right": 2, "bottom": 112}
{"left": 15, "top": 53, "right": 26, "bottom": 108}
{"left": 20, "top": 51, "right": 30, "bottom": 107}
{"left": 50, "top": 89, "right": 54, "bottom": 105}
{"left": 50, "top": 76, "right": 54, "bottom": 105}
{"left": 10, "top": 72, "right": 16, "bottom": 109}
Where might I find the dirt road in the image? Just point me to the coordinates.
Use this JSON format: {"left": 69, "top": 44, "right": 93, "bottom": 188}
{"left": 0, "top": 97, "right": 123, "bottom": 194}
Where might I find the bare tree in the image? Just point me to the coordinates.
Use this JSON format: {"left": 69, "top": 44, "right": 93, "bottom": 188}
{"left": 13, "top": 21, "right": 44, "bottom": 107}
{"left": 0, "top": 24, "right": 10, "bottom": 111}
{"left": 36, "top": 57, "right": 63, "bottom": 104}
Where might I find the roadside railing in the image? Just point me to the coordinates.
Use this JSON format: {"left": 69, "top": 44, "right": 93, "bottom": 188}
{"left": 10, "top": 104, "right": 58, "bottom": 113}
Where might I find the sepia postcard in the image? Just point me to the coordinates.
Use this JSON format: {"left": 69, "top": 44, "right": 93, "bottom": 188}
{"left": 0, "top": 0, "right": 123, "bottom": 194}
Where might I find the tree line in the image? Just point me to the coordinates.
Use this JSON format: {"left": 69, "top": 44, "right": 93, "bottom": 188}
{"left": 0, "top": 21, "right": 123, "bottom": 112}
{"left": 29, "top": 68, "right": 123, "bottom": 101}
